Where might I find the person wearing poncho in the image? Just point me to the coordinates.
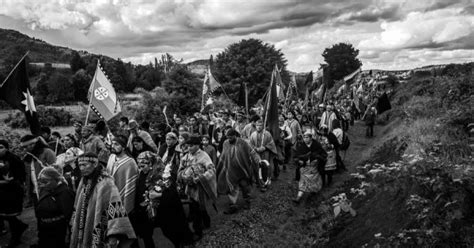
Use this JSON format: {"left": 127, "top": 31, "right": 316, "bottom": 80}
{"left": 178, "top": 135, "right": 217, "bottom": 239}
{"left": 106, "top": 135, "right": 139, "bottom": 215}
{"left": 217, "top": 129, "right": 262, "bottom": 214}
{"left": 70, "top": 152, "right": 136, "bottom": 248}
{"left": 249, "top": 119, "right": 278, "bottom": 191}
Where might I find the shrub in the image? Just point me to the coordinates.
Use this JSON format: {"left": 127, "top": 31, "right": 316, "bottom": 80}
{"left": 4, "top": 106, "right": 76, "bottom": 128}
{"left": 0, "top": 124, "right": 25, "bottom": 157}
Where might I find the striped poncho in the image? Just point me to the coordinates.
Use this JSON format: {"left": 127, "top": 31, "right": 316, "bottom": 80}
{"left": 70, "top": 172, "right": 136, "bottom": 248}
{"left": 106, "top": 154, "right": 139, "bottom": 214}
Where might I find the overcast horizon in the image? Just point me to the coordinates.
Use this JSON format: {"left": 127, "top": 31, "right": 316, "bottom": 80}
{"left": 1, "top": 0, "right": 473, "bottom": 72}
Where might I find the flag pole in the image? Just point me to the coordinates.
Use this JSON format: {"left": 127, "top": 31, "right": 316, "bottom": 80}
{"left": 244, "top": 82, "right": 249, "bottom": 119}
{"left": 261, "top": 69, "right": 274, "bottom": 147}
{"left": 85, "top": 60, "right": 99, "bottom": 125}
{"left": 1, "top": 51, "right": 30, "bottom": 87}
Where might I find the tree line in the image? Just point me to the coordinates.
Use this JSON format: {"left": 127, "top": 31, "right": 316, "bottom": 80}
{"left": 0, "top": 39, "right": 363, "bottom": 115}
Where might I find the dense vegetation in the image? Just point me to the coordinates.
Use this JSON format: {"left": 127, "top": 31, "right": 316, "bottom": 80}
{"left": 323, "top": 62, "right": 474, "bottom": 247}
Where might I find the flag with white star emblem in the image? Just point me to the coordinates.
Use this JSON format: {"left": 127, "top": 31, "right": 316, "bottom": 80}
{"left": 0, "top": 54, "right": 41, "bottom": 135}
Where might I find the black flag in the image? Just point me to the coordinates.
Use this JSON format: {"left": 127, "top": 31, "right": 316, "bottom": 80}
{"left": 376, "top": 92, "right": 392, "bottom": 114}
{"left": 0, "top": 54, "right": 41, "bottom": 135}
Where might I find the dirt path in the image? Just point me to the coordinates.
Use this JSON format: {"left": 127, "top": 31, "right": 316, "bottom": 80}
{"left": 0, "top": 120, "right": 385, "bottom": 248}
{"left": 195, "top": 120, "right": 385, "bottom": 247}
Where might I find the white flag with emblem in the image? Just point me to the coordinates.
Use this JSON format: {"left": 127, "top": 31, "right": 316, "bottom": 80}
{"left": 88, "top": 61, "right": 121, "bottom": 121}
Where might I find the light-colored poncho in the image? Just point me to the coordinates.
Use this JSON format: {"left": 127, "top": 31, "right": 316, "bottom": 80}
{"left": 106, "top": 154, "right": 139, "bottom": 214}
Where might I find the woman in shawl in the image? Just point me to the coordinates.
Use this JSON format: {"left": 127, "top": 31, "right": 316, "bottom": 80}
{"left": 293, "top": 131, "right": 327, "bottom": 204}
{"left": 176, "top": 132, "right": 190, "bottom": 160}
{"left": 135, "top": 151, "right": 193, "bottom": 248}
{"left": 158, "top": 132, "right": 181, "bottom": 183}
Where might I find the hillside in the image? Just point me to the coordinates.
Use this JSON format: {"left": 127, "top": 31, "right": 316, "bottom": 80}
{"left": 0, "top": 28, "right": 75, "bottom": 65}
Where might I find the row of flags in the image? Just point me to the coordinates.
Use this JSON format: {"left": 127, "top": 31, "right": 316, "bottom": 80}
{"left": 0, "top": 53, "right": 121, "bottom": 135}
{"left": 0, "top": 54, "right": 389, "bottom": 136}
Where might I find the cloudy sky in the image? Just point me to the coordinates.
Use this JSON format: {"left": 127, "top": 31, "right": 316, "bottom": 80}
{"left": 0, "top": 0, "right": 473, "bottom": 72}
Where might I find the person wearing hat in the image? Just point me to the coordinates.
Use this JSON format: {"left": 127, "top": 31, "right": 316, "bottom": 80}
{"left": 127, "top": 119, "right": 158, "bottom": 153}
{"left": 80, "top": 123, "right": 106, "bottom": 158}
{"left": 106, "top": 135, "right": 139, "bottom": 215}
{"left": 293, "top": 130, "right": 327, "bottom": 204}
{"left": 20, "top": 134, "right": 56, "bottom": 206}
{"left": 178, "top": 135, "right": 217, "bottom": 240}
{"left": 70, "top": 152, "right": 136, "bottom": 248}
{"left": 0, "top": 140, "right": 28, "bottom": 248}
{"left": 249, "top": 119, "right": 278, "bottom": 192}
{"left": 217, "top": 129, "right": 265, "bottom": 214}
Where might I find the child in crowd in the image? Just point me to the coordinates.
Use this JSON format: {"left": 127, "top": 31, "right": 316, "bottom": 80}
{"left": 201, "top": 135, "right": 217, "bottom": 165}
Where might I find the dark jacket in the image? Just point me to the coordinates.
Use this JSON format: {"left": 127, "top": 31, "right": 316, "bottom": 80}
{"left": 0, "top": 151, "right": 25, "bottom": 216}
{"left": 295, "top": 139, "right": 328, "bottom": 171}
{"left": 36, "top": 183, "right": 75, "bottom": 248}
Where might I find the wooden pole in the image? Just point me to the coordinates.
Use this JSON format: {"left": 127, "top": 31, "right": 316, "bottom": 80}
{"left": 85, "top": 60, "right": 99, "bottom": 125}
{"left": 1, "top": 51, "right": 30, "bottom": 87}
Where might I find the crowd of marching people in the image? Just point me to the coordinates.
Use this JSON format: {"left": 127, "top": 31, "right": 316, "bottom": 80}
{"left": 0, "top": 93, "right": 381, "bottom": 248}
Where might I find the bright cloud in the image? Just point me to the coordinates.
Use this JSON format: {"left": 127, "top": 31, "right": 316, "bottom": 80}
{"left": 0, "top": 0, "right": 472, "bottom": 71}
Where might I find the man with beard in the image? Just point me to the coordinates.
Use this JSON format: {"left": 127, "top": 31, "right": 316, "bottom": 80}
{"left": 106, "top": 136, "right": 139, "bottom": 215}
{"left": 249, "top": 120, "right": 277, "bottom": 192}
{"left": 70, "top": 152, "right": 136, "bottom": 248}
{"left": 217, "top": 129, "right": 264, "bottom": 214}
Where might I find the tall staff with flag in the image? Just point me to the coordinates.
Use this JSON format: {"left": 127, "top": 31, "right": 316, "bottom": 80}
{"left": 201, "top": 67, "right": 222, "bottom": 112}
{"left": 0, "top": 52, "right": 42, "bottom": 135}
{"left": 86, "top": 60, "right": 122, "bottom": 124}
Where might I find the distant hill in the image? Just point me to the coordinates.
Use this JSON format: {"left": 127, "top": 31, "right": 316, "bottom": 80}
{"left": 0, "top": 28, "right": 116, "bottom": 68}
{"left": 0, "top": 28, "right": 75, "bottom": 65}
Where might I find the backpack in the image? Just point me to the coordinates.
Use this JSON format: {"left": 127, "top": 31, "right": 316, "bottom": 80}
{"left": 340, "top": 132, "right": 351, "bottom": 151}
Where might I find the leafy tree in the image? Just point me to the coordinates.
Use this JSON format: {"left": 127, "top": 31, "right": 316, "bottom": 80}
{"left": 34, "top": 73, "right": 50, "bottom": 103}
{"left": 71, "top": 69, "right": 92, "bottom": 102}
{"left": 322, "top": 43, "right": 362, "bottom": 88}
{"left": 134, "top": 63, "right": 164, "bottom": 90}
{"left": 213, "top": 38, "right": 290, "bottom": 106}
{"left": 70, "top": 51, "right": 87, "bottom": 72}
{"left": 47, "top": 73, "right": 74, "bottom": 103}
{"left": 162, "top": 64, "right": 202, "bottom": 114}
